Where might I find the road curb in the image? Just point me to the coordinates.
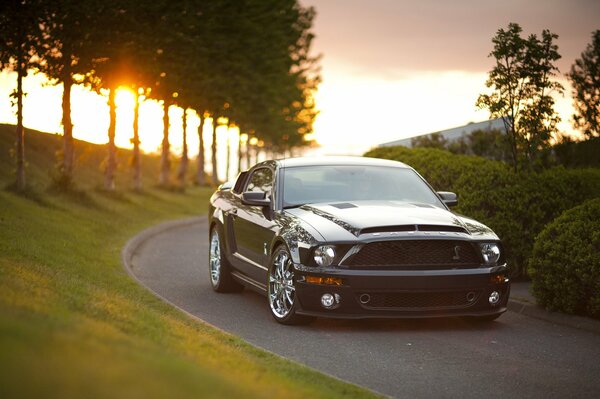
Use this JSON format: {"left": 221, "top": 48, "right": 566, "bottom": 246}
{"left": 507, "top": 298, "right": 600, "bottom": 335}
{"left": 122, "top": 216, "right": 206, "bottom": 276}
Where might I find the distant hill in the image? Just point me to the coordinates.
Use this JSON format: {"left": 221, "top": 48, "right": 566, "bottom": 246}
{"left": 0, "top": 124, "right": 166, "bottom": 190}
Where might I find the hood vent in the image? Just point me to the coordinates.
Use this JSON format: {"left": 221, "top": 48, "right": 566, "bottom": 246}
{"left": 361, "top": 225, "right": 416, "bottom": 234}
{"left": 360, "top": 224, "right": 469, "bottom": 235}
{"left": 418, "top": 225, "right": 469, "bottom": 234}
{"left": 330, "top": 202, "right": 358, "bottom": 209}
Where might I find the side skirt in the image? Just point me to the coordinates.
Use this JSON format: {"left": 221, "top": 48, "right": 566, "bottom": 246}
{"left": 231, "top": 270, "right": 267, "bottom": 295}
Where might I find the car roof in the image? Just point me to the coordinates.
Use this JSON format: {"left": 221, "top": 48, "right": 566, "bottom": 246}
{"left": 273, "top": 156, "right": 411, "bottom": 169}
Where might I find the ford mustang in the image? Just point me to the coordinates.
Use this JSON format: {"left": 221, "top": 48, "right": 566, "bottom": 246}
{"left": 208, "top": 156, "right": 510, "bottom": 324}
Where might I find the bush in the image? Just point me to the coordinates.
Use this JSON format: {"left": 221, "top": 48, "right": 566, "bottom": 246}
{"left": 458, "top": 166, "right": 600, "bottom": 275}
{"left": 365, "top": 146, "right": 600, "bottom": 276}
{"left": 553, "top": 136, "right": 600, "bottom": 168}
{"left": 528, "top": 199, "right": 600, "bottom": 319}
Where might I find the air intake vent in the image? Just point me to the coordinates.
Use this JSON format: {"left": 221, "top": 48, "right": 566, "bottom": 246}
{"left": 346, "top": 240, "right": 481, "bottom": 268}
{"left": 360, "top": 225, "right": 469, "bottom": 235}
{"left": 360, "top": 225, "right": 416, "bottom": 235}
{"left": 330, "top": 202, "right": 357, "bottom": 209}
{"left": 417, "top": 225, "right": 469, "bottom": 234}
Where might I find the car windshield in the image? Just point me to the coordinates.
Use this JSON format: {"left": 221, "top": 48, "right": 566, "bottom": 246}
{"left": 282, "top": 165, "right": 444, "bottom": 208}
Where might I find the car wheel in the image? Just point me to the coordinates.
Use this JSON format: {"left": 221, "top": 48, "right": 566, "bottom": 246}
{"left": 209, "top": 226, "right": 243, "bottom": 293}
{"left": 268, "top": 245, "right": 313, "bottom": 325}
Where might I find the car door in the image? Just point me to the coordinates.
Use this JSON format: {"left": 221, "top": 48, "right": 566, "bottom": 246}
{"left": 231, "top": 166, "right": 277, "bottom": 283}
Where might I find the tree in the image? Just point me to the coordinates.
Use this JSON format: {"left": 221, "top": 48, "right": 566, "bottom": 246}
{"left": 38, "top": 0, "right": 97, "bottom": 189}
{"left": 411, "top": 132, "right": 448, "bottom": 149}
{"left": 196, "top": 112, "right": 206, "bottom": 185}
{"left": 177, "top": 107, "right": 189, "bottom": 187}
{"left": 568, "top": 30, "right": 600, "bottom": 138}
{"left": 210, "top": 116, "right": 222, "bottom": 186}
{"left": 132, "top": 88, "right": 143, "bottom": 191}
{"left": 467, "top": 129, "right": 512, "bottom": 161}
{"left": 0, "top": 0, "right": 45, "bottom": 191}
{"left": 476, "top": 23, "right": 563, "bottom": 171}
{"left": 78, "top": 1, "right": 136, "bottom": 191}
{"left": 83, "top": 0, "right": 165, "bottom": 190}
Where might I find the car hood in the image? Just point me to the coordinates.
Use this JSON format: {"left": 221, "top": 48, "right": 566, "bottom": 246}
{"left": 285, "top": 200, "right": 498, "bottom": 241}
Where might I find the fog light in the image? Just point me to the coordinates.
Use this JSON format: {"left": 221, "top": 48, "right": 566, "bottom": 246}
{"left": 306, "top": 276, "right": 343, "bottom": 286}
{"left": 489, "top": 291, "right": 500, "bottom": 305}
{"left": 321, "top": 293, "right": 335, "bottom": 308}
{"left": 490, "top": 274, "right": 507, "bottom": 284}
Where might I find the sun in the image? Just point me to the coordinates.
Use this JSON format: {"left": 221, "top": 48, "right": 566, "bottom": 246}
{"left": 115, "top": 88, "right": 135, "bottom": 110}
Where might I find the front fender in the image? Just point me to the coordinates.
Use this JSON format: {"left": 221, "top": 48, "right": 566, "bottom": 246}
{"left": 211, "top": 206, "right": 225, "bottom": 225}
{"left": 274, "top": 224, "right": 320, "bottom": 266}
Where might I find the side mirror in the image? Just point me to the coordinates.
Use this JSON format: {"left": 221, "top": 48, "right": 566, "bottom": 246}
{"left": 437, "top": 191, "right": 458, "bottom": 207}
{"left": 242, "top": 191, "right": 271, "bottom": 207}
{"left": 218, "top": 181, "right": 234, "bottom": 191}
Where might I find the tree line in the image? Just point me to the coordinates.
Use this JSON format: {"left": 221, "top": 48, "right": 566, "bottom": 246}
{"left": 0, "top": 0, "right": 320, "bottom": 192}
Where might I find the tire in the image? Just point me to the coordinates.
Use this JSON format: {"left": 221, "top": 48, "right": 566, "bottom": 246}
{"left": 208, "top": 226, "right": 243, "bottom": 293}
{"left": 267, "top": 245, "right": 314, "bottom": 325}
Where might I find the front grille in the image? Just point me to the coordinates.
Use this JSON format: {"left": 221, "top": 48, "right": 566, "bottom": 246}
{"left": 345, "top": 240, "right": 481, "bottom": 269}
{"left": 359, "top": 290, "right": 481, "bottom": 310}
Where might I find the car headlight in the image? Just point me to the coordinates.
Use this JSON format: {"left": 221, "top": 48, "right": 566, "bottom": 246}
{"left": 313, "top": 245, "right": 336, "bottom": 267}
{"left": 480, "top": 243, "right": 501, "bottom": 265}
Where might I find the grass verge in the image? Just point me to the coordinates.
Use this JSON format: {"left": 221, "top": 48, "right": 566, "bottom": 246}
{"left": 0, "top": 126, "right": 380, "bottom": 399}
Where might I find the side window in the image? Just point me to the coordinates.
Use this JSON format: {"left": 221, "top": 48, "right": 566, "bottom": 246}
{"left": 246, "top": 168, "right": 273, "bottom": 197}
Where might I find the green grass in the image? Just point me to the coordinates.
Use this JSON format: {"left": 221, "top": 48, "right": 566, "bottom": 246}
{"left": 0, "top": 125, "right": 379, "bottom": 399}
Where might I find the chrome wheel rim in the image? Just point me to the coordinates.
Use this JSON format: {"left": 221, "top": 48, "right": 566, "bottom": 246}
{"left": 269, "top": 250, "right": 295, "bottom": 318}
{"left": 209, "top": 230, "right": 221, "bottom": 287}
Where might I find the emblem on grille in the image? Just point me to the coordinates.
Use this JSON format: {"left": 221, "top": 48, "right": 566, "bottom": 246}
{"left": 452, "top": 245, "right": 461, "bottom": 260}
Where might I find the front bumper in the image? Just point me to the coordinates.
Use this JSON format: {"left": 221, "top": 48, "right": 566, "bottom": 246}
{"left": 294, "top": 264, "right": 510, "bottom": 319}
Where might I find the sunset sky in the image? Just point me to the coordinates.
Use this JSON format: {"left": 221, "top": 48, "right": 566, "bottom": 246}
{"left": 302, "top": 0, "right": 600, "bottom": 154}
{"left": 1, "top": 0, "right": 599, "bottom": 177}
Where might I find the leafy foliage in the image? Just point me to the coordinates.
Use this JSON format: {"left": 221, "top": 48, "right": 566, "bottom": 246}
{"left": 568, "top": 30, "right": 600, "bottom": 138}
{"left": 552, "top": 134, "right": 600, "bottom": 168}
{"left": 365, "top": 146, "right": 600, "bottom": 276}
{"left": 410, "top": 132, "right": 448, "bottom": 149}
{"left": 410, "top": 129, "right": 512, "bottom": 162}
{"left": 528, "top": 198, "right": 600, "bottom": 319}
{"left": 1, "top": 0, "right": 320, "bottom": 190}
{"left": 476, "top": 23, "right": 563, "bottom": 171}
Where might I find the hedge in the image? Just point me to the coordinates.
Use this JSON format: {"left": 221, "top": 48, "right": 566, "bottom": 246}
{"left": 527, "top": 198, "right": 600, "bottom": 319}
{"left": 365, "top": 146, "right": 600, "bottom": 276}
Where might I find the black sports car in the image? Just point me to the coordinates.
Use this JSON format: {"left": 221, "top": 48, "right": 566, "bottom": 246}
{"left": 208, "top": 156, "right": 510, "bottom": 324}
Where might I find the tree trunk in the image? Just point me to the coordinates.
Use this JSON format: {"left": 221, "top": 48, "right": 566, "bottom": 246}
{"left": 132, "top": 90, "right": 142, "bottom": 191}
{"left": 61, "top": 71, "right": 74, "bottom": 185}
{"left": 178, "top": 108, "right": 189, "bottom": 186}
{"left": 211, "top": 116, "right": 219, "bottom": 186}
{"left": 501, "top": 116, "right": 519, "bottom": 173}
{"left": 196, "top": 114, "right": 205, "bottom": 185}
{"left": 246, "top": 140, "right": 251, "bottom": 169}
{"left": 15, "top": 60, "right": 25, "bottom": 192}
{"left": 238, "top": 132, "right": 243, "bottom": 173}
{"left": 160, "top": 102, "right": 171, "bottom": 186}
{"left": 225, "top": 123, "right": 231, "bottom": 182}
{"left": 104, "top": 87, "right": 117, "bottom": 191}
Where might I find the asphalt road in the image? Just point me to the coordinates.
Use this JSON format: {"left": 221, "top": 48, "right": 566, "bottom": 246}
{"left": 127, "top": 218, "right": 600, "bottom": 399}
